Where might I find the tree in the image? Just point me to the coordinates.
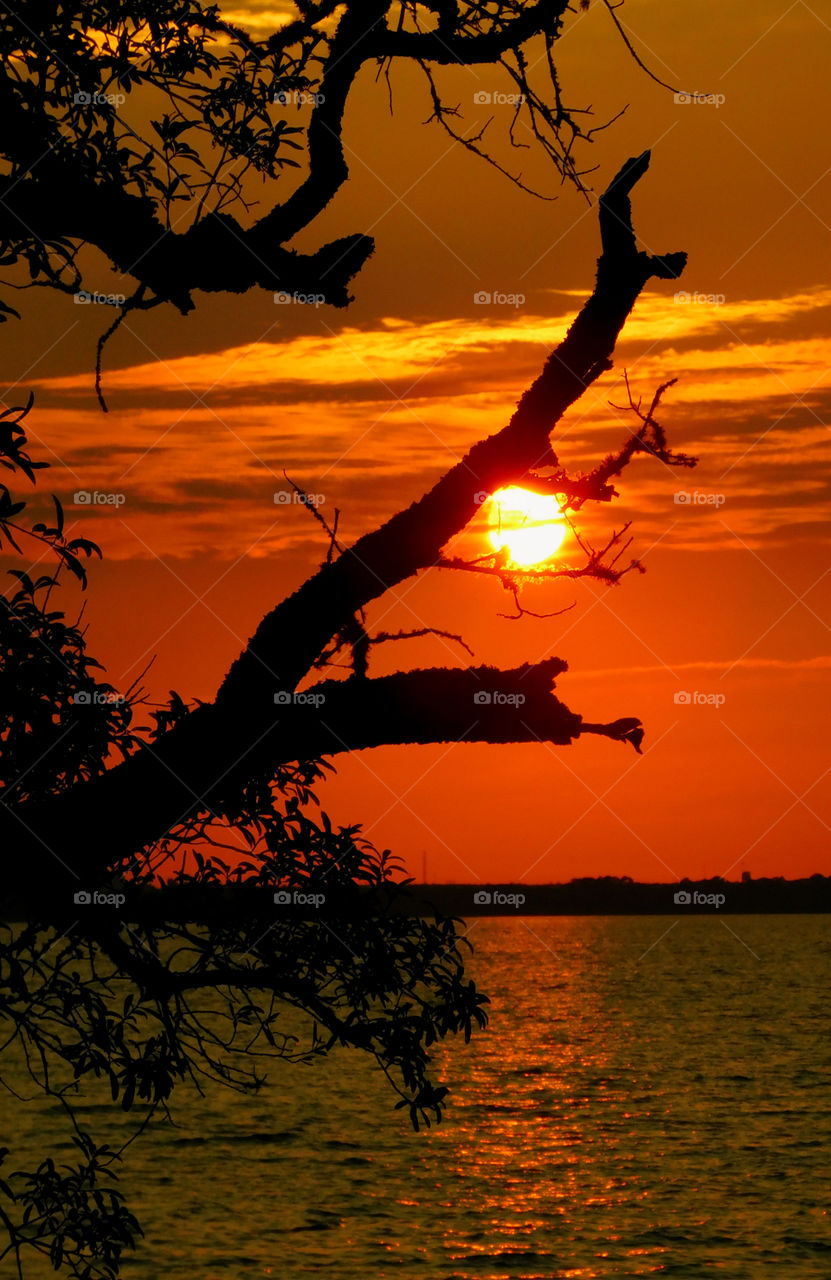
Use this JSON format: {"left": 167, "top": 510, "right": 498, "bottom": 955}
{"left": 0, "top": 3, "right": 695, "bottom": 1276}
{"left": 0, "top": 0, "right": 672, "bottom": 398}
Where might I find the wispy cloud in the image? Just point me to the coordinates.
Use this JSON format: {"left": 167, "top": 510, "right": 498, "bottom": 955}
{"left": 24, "top": 288, "right": 831, "bottom": 560}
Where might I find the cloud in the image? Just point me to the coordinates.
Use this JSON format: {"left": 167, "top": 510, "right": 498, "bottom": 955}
{"left": 24, "top": 288, "right": 831, "bottom": 560}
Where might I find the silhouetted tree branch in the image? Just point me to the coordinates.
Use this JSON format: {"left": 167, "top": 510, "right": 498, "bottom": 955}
{"left": 0, "top": 0, "right": 638, "bottom": 341}
{"left": 1, "top": 152, "right": 688, "bottom": 894}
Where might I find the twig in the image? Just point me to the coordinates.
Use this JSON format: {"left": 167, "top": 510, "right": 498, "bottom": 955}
{"left": 283, "top": 471, "right": 344, "bottom": 560}
{"left": 370, "top": 626, "right": 475, "bottom": 657}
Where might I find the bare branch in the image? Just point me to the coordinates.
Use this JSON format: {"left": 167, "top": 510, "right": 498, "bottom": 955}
{"left": 600, "top": 0, "right": 682, "bottom": 94}
{"left": 369, "top": 627, "right": 475, "bottom": 657}
{"left": 284, "top": 472, "right": 346, "bottom": 561}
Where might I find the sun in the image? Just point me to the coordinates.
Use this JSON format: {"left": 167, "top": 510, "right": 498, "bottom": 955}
{"left": 488, "top": 486, "right": 567, "bottom": 567}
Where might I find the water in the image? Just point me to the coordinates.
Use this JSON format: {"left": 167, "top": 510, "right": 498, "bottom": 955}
{"left": 4, "top": 916, "right": 831, "bottom": 1278}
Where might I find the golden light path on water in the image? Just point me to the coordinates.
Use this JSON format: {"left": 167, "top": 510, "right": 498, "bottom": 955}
{"left": 6, "top": 918, "right": 828, "bottom": 1277}
{"left": 488, "top": 486, "right": 568, "bottom": 567}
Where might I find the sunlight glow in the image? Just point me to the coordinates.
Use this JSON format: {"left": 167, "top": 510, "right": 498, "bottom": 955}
{"left": 488, "top": 486, "right": 567, "bottom": 567}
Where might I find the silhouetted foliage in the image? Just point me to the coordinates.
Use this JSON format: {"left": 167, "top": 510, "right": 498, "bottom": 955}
{"left": 0, "top": 0, "right": 670, "bottom": 397}
{"left": 0, "top": 420, "right": 488, "bottom": 1278}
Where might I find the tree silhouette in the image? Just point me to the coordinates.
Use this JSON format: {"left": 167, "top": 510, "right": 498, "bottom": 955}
{"left": 0, "top": 4, "right": 695, "bottom": 1276}
{"left": 0, "top": 0, "right": 675, "bottom": 400}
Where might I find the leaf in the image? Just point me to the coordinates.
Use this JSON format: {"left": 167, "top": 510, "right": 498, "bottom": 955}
{"left": 52, "top": 493, "right": 65, "bottom": 536}
{"left": 66, "top": 537, "right": 103, "bottom": 559}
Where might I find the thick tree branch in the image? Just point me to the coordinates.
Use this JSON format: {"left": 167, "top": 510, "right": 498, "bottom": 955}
{"left": 0, "top": 59, "right": 374, "bottom": 312}
{"left": 0, "top": 174, "right": 373, "bottom": 311}
{"left": 217, "top": 150, "right": 686, "bottom": 704}
{"left": 2, "top": 660, "right": 645, "bottom": 893}
{"left": 252, "top": 0, "right": 391, "bottom": 245}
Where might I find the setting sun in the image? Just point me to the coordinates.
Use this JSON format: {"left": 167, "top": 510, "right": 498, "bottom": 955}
{"left": 488, "top": 486, "right": 567, "bottom": 567}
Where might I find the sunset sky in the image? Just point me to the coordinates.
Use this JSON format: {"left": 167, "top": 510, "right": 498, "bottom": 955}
{"left": 2, "top": 0, "right": 830, "bottom": 884}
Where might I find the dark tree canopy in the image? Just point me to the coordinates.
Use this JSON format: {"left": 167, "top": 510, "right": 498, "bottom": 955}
{"left": 0, "top": 0, "right": 653, "bottom": 335}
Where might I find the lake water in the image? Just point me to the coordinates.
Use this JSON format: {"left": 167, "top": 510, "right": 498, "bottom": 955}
{"left": 5, "top": 916, "right": 831, "bottom": 1278}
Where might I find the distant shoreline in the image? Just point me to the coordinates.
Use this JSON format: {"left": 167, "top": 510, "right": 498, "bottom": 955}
{"left": 3, "top": 875, "right": 830, "bottom": 919}
{"left": 407, "top": 876, "right": 831, "bottom": 915}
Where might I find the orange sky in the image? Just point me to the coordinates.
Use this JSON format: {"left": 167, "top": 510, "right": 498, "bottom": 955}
{"left": 2, "top": 0, "right": 830, "bottom": 883}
